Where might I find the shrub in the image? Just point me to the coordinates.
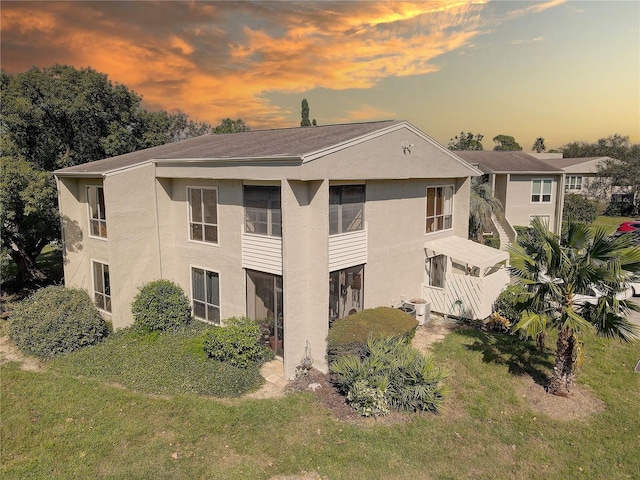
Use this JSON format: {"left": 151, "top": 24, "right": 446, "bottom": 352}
{"left": 327, "top": 306, "right": 417, "bottom": 364}
{"left": 131, "top": 280, "right": 191, "bottom": 332}
{"left": 8, "top": 286, "right": 108, "bottom": 358}
{"left": 492, "top": 283, "right": 527, "bottom": 324}
{"left": 562, "top": 193, "right": 601, "bottom": 224}
{"left": 201, "top": 317, "right": 269, "bottom": 368}
{"left": 330, "top": 336, "right": 448, "bottom": 416}
{"left": 483, "top": 234, "right": 500, "bottom": 249}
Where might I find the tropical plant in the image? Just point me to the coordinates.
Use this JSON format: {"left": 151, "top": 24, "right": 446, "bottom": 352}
{"left": 532, "top": 137, "right": 546, "bottom": 153}
{"left": 508, "top": 217, "right": 640, "bottom": 396}
{"left": 330, "top": 336, "right": 448, "bottom": 415}
{"left": 469, "top": 177, "right": 504, "bottom": 243}
{"left": 492, "top": 134, "right": 522, "bottom": 151}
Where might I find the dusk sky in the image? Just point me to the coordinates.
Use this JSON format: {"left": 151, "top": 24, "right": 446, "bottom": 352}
{"left": 2, "top": 1, "right": 638, "bottom": 150}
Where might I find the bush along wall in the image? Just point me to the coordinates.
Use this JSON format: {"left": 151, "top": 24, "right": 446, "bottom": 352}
{"left": 201, "top": 317, "right": 272, "bottom": 368}
{"left": 131, "top": 279, "right": 191, "bottom": 332}
{"left": 8, "top": 286, "right": 108, "bottom": 358}
{"left": 326, "top": 307, "right": 417, "bottom": 364}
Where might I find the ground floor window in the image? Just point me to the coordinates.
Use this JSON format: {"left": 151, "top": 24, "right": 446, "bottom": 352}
{"left": 192, "top": 267, "right": 220, "bottom": 324}
{"left": 246, "top": 270, "right": 284, "bottom": 357}
{"left": 427, "top": 255, "right": 446, "bottom": 289}
{"left": 92, "top": 261, "right": 111, "bottom": 313}
{"left": 329, "top": 264, "right": 364, "bottom": 324}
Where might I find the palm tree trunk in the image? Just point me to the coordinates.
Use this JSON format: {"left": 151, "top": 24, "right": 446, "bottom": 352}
{"left": 548, "top": 328, "right": 576, "bottom": 396}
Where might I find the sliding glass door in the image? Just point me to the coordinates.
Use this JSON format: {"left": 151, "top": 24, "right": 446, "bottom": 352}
{"left": 246, "top": 270, "right": 284, "bottom": 357}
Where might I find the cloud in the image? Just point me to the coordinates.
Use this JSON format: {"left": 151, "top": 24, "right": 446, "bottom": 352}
{"left": 0, "top": 0, "right": 563, "bottom": 128}
{"left": 512, "top": 36, "right": 545, "bottom": 45}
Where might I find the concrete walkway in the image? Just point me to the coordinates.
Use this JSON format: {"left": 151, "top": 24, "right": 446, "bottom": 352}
{"left": 260, "top": 359, "right": 289, "bottom": 389}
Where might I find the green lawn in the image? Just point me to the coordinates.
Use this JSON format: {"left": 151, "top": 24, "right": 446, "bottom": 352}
{"left": 591, "top": 216, "right": 633, "bottom": 234}
{"left": 2, "top": 325, "right": 639, "bottom": 479}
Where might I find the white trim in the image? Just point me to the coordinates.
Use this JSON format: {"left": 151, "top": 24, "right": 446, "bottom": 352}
{"left": 186, "top": 186, "right": 220, "bottom": 246}
{"left": 189, "top": 264, "right": 222, "bottom": 325}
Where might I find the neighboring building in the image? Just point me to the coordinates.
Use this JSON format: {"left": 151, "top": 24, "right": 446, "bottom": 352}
{"left": 455, "top": 151, "right": 566, "bottom": 243}
{"left": 535, "top": 155, "right": 632, "bottom": 202}
{"left": 55, "top": 120, "right": 509, "bottom": 378}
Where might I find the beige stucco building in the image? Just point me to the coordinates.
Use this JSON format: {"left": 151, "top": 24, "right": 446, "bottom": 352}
{"left": 55, "top": 120, "right": 509, "bottom": 378}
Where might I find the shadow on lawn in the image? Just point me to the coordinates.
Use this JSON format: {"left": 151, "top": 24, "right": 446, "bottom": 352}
{"left": 453, "top": 328, "right": 554, "bottom": 386}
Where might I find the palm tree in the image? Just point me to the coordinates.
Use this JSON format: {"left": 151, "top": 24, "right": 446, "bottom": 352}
{"left": 509, "top": 218, "right": 640, "bottom": 396}
{"left": 532, "top": 137, "right": 546, "bottom": 153}
{"left": 469, "top": 177, "right": 504, "bottom": 243}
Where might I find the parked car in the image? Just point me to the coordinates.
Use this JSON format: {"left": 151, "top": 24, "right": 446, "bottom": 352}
{"left": 616, "top": 220, "right": 640, "bottom": 232}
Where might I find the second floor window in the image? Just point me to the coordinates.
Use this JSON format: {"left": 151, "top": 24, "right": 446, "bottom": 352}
{"left": 189, "top": 187, "right": 218, "bottom": 244}
{"left": 532, "top": 179, "right": 552, "bottom": 203}
{"left": 244, "top": 186, "right": 281, "bottom": 237}
{"left": 426, "top": 186, "right": 453, "bottom": 233}
{"left": 565, "top": 176, "right": 582, "bottom": 191}
{"left": 87, "top": 186, "right": 107, "bottom": 238}
{"left": 329, "top": 185, "right": 365, "bottom": 235}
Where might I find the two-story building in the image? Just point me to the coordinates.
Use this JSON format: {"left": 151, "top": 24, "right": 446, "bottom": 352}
{"left": 55, "top": 120, "right": 509, "bottom": 378}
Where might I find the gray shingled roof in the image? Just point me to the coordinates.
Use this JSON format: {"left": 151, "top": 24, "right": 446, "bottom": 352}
{"left": 537, "top": 156, "right": 609, "bottom": 169}
{"left": 453, "top": 151, "right": 563, "bottom": 173}
{"left": 55, "top": 120, "right": 400, "bottom": 175}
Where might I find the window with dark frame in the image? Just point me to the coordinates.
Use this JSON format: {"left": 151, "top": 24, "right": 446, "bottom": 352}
{"left": 426, "top": 186, "right": 453, "bottom": 233}
{"left": 329, "top": 185, "right": 365, "bottom": 235}
{"left": 244, "top": 186, "right": 281, "bottom": 237}
{"left": 532, "top": 179, "right": 552, "bottom": 203}
{"left": 188, "top": 187, "right": 218, "bottom": 244}
{"left": 93, "top": 261, "right": 111, "bottom": 312}
{"left": 192, "top": 267, "right": 220, "bottom": 324}
{"left": 87, "top": 186, "right": 107, "bottom": 238}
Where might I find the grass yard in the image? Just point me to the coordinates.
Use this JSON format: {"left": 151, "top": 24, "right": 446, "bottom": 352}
{"left": 591, "top": 216, "right": 634, "bottom": 234}
{"left": 2, "top": 323, "right": 639, "bottom": 480}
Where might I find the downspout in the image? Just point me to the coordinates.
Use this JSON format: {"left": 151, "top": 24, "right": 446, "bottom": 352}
{"left": 556, "top": 173, "right": 565, "bottom": 235}
{"left": 152, "top": 162, "right": 163, "bottom": 278}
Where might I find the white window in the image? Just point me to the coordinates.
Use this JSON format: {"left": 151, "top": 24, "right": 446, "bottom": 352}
{"left": 92, "top": 261, "right": 111, "bottom": 313}
{"left": 531, "top": 179, "right": 552, "bottom": 203}
{"left": 188, "top": 187, "right": 218, "bottom": 244}
{"left": 87, "top": 186, "right": 107, "bottom": 238}
{"left": 529, "top": 215, "right": 550, "bottom": 228}
{"left": 426, "top": 186, "right": 454, "bottom": 233}
{"left": 565, "top": 176, "right": 582, "bottom": 191}
{"left": 329, "top": 185, "right": 365, "bottom": 235}
{"left": 427, "top": 255, "right": 447, "bottom": 288}
{"left": 244, "top": 186, "right": 281, "bottom": 237}
{"left": 192, "top": 267, "right": 220, "bottom": 324}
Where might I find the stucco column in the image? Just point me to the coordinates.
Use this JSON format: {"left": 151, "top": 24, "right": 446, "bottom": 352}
{"left": 280, "top": 179, "right": 329, "bottom": 379}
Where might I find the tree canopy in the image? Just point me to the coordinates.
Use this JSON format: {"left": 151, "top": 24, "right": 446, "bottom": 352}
{"left": 561, "top": 134, "right": 640, "bottom": 198}
{"left": 1, "top": 65, "right": 214, "bottom": 171}
{"left": 1, "top": 64, "right": 251, "bottom": 284}
{"left": 300, "top": 98, "right": 312, "bottom": 127}
{"left": 0, "top": 147, "right": 59, "bottom": 282}
{"left": 448, "top": 132, "right": 484, "bottom": 151}
{"left": 492, "top": 135, "right": 522, "bottom": 151}
{"left": 213, "top": 118, "right": 250, "bottom": 134}
{"left": 532, "top": 137, "right": 546, "bottom": 153}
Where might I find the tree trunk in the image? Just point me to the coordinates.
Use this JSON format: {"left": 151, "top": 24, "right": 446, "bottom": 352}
{"left": 10, "top": 244, "right": 47, "bottom": 284}
{"left": 547, "top": 328, "right": 576, "bottom": 396}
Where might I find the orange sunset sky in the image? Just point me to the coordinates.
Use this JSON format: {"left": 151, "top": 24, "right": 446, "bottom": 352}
{"left": 1, "top": 0, "right": 638, "bottom": 149}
